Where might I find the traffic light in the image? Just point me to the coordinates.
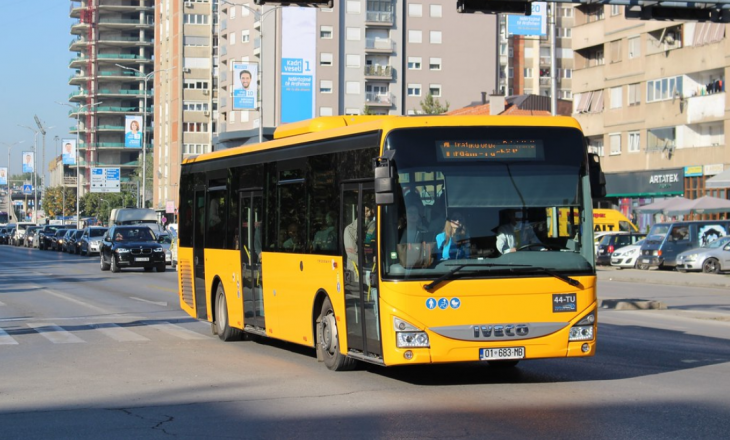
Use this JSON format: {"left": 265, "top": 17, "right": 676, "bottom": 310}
{"left": 253, "top": 0, "right": 334, "bottom": 7}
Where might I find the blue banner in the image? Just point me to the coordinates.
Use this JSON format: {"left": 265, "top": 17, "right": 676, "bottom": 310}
{"left": 507, "top": 2, "right": 547, "bottom": 37}
{"left": 125, "top": 115, "right": 143, "bottom": 148}
{"left": 233, "top": 63, "right": 258, "bottom": 110}
{"left": 281, "top": 8, "right": 316, "bottom": 123}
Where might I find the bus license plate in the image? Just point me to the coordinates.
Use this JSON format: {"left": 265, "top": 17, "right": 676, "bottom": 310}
{"left": 136, "top": 257, "right": 149, "bottom": 262}
{"left": 479, "top": 347, "right": 525, "bottom": 361}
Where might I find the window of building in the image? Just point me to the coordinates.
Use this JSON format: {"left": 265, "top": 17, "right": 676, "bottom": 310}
{"left": 408, "top": 57, "right": 422, "bottom": 70}
{"left": 183, "top": 14, "right": 209, "bottom": 25}
{"left": 628, "top": 83, "right": 641, "bottom": 105}
{"left": 587, "top": 137, "right": 604, "bottom": 156}
{"left": 183, "top": 36, "right": 210, "bottom": 46}
{"left": 347, "top": 0, "right": 361, "bottom": 13}
{"left": 609, "top": 133, "right": 621, "bottom": 155}
{"left": 610, "top": 40, "right": 621, "bottom": 63}
{"left": 320, "top": 25, "right": 333, "bottom": 39}
{"left": 183, "top": 122, "right": 209, "bottom": 132}
{"left": 230, "top": 32, "right": 236, "bottom": 45}
{"left": 524, "top": 68, "right": 533, "bottom": 78}
{"left": 558, "top": 27, "right": 572, "bottom": 38}
{"left": 408, "top": 3, "right": 423, "bottom": 17}
{"left": 500, "top": 43, "right": 508, "bottom": 55}
{"left": 346, "top": 54, "right": 360, "bottom": 68}
{"left": 242, "top": 30, "right": 249, "bottom": 43}
{"left": 320, "top": 80, "right": 333, "bottom": 94}
{"left": 430, "top": 31, "right": 442, "bottom": 44}
{"left": 229, "top": 110, "right": 236, "bottom": 123}
{"left": 429, "top": 84, "right": 442, "bottom": 97}
{"left": 346, "top": 81, "right": 360, "bottom": 94}
{"left": 647, "top": 76, "right": 683, "bottom": 103}
{"left": 320, "top": 52, "right": 333, "bottom": 67}
{"left": 183, "top": 80, "right": 210, "bottom": 89}
{"left": 183, "top": 57, "right": 211, "bottom": 69}
{"left": 611, "top": 5, "right": 621, "bottom": 15}
{"left": 183, "top": 101, "right": 209, "bottom": 111}
{"left": 430, "top": 4, "right": 442, "bottom": 17}
{"left": 407, "top": 84, "right": 422, "bottom": 96}
{"left": 346, "top": 27, "right": 360, "bottom": 41}
{"left": 183, "top": 144, "right": 210, "bottom": 155}
{"left": 647, "top": 127, "right": 676, "bottom": 151}
{"left": 628, "top": 36, "right": 640, "bottom": 58}
{"left": 241, "top": 5, "right": 250, "bottom": 16}
{"left": 408, "top": 30, "right": 422, "bottom": 43}
{"left": 610, "top": 86, "right": 623, "bottom": 109}
{"left": 560, "top": 6, "right": 573, "bottom": 17}
{"left": 429, "top": 57, "right": 441, "bottom": 70}
{"left": 320, "top": 107, "right": 333, "bottom": 117}
{"left": 628, "top": 131, "right": 640, "bottom": 153}
{"left": 559, "top": 90, "right": 572, "bottom": 99}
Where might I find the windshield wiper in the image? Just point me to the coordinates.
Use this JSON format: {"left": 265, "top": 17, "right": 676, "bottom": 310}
{"left": 423, "top": 263, "right": 529, "bottom": 292}
{"left": 507, "top": 266, "right": 581, "bottom": 288}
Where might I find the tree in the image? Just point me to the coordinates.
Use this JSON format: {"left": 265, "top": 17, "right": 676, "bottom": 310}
{"left": 418, "top": 93, "right": 450, "bottom": 115}
{"left": 41, "top": 186, "right": 77, "bottom": 219}
{"left": 82, "top": 191, "right": 136, "bottom": 226}
{"left": 362, "top": 105, "right": 377, "bottom": 115}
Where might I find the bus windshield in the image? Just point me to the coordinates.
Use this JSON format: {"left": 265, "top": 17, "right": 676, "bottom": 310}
{"left": 380, "top": 126, "right": 594, "bottom": 279}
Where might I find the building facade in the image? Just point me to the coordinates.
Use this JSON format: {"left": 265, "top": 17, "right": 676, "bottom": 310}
{"left": 69, "top": 0, "right": 155, "bottom": 201}
{"left": 572, "top": 4, "right": 730, "bottom": 227}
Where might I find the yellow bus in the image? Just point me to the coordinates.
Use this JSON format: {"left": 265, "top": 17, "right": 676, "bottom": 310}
{"left": 177, "top": 115, "right": 604, "bottom": 370}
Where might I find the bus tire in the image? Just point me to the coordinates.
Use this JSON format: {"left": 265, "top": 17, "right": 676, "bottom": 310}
{"left": 317, "top": 297, "right": 356, "bottom": 371}
{"left": 215, "top": 284, "right": 242, "bottom": 341}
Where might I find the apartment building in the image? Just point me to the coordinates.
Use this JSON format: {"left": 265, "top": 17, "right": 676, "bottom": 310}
{"left": 68, "top": 0, "right": 155, "bottom": 201}
{"left": 216, "top": 1, "right": 498, "bottom": 149}
{"left": 154, "top": 0, "right": 217, "bottom": 211}
{"left": 572, "top": 4, "right": 730, "bottom": 225}
{"left": 498, "top": 3, "right": 574, "bottom": 100}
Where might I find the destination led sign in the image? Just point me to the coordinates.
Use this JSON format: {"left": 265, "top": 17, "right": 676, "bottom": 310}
{"left": 436, "top": 140, "right": 543, "bottom": 161}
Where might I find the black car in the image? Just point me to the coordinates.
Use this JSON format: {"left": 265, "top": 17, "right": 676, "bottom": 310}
{"left": 38, "top": 225, "right": 66, "bottom": 250}
{"left": 596, "top": 232, "right": 646, "bottom": 265}
{"left": 0, "top": 228, "right": 10, "bottom": 245}
{"left": 100, "top": 226, "right": 166, "bottom": 273}
{"left": 64, "top": 230, "right": 84, "bottom": 254}
{"left": 51, "top": 229, "right": 70, "bottom": 251}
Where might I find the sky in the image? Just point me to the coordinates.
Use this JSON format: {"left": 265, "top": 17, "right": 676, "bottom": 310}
{"left": 1, "top": 2, "right": 76, "bottom": 186}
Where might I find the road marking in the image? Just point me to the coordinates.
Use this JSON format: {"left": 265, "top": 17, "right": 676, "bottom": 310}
{"left": 0, "top": 328, "right": 18, "bottom": 345}
{"left": 143, "top": 321, "right": 208, "bottom": 340}
{"left": 130, "top": 297, "right": 168, "bottom": 307}
{"left": 27, "top": 323, "right": 85, "bottom": 344}
{"left": 89, "top": 323, "right": 150, "bottom": 342}
{"left": 39, "top": 289, "right": 111, "bottom": 314}
{"left": 146, "top": 284, "right": 178, "bottom": 294}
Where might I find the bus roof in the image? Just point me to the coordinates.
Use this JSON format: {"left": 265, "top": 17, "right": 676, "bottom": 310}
{"left": 182, "top": 115, "right": 584, "bottom": 166}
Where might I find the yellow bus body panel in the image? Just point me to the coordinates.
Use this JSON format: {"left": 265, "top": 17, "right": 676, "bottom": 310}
{"left": 204, "top": 249, "right": 244, "bottom": 326}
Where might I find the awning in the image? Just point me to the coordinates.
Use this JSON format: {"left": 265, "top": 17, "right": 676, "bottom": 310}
{"left": 705, "top": 167, "right": 730, "bottom": 189}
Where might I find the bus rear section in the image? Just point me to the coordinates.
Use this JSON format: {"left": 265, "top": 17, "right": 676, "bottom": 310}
{"left": 177, "top": 115, "right": 601, "bottom": 370}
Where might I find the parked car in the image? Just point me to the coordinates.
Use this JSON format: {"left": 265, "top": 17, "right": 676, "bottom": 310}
{"left": 610, "top": 239, "right": 646, "bottom": 269}
{"left": 156, "top": 232, "right": 173, "bottom": 265}
{"left": 24, "top": 226, "right": 41, "bottom": 248}
{"left": 79, "top": 226, "right": 108, "bottom": 256}
{"left": 0, "top": 227, "right": 10, "bottom": 245}
{"left": 596, "top": 232, "right": 646, "bottom": 265}
{"left": 639, "top": 220, "right": 730, "bottom": 270}
{"left": 38, "top": 225, "right": 67, "bottom": 250}
{"left": 51, "top": 229, "right": 70, "bottom": 251}
{"left": 64, "top": 230, "right": 84, "bottom": 254}
{"left": 676, "top": 236, "right": 730, "bottom": 274}
{"left": 99, "top": 226, "right": 166, "bottom": 273}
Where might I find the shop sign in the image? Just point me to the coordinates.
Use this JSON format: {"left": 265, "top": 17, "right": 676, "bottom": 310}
{"left": 683, "top": 165, "right": 703, "bottom": 177}
{"left": 704, "top": 164, "right": 724, "bottom": 176}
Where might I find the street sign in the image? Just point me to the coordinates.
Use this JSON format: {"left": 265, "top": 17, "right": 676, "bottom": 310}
{"left": 23, "top": 184, "right": 33, "bottom": 195}
{"left": 90, "top": 167, "right": 121, "bottom": 193}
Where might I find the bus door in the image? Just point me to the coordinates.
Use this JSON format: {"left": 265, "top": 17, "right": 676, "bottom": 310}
{"left": 341, "top": 183, "right": 382, "bottom": 358}
{"left": 193, "top": 188, "right": 207, "bottom": 319}
{"left": 239, "top": 190, "right": 265, "bottom": 329}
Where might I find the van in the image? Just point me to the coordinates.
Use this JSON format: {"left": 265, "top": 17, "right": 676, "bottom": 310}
{"left": 637, "top": 220, "right": 730, "bottom": 270}
{"left": 12, "top": 222, "right": 35, "bottom": 246}
{"left": 593, "top": 209, "right": 638, "bottom": 233}
{"left": 109, "top": 208, "right": 162, "bottom": 234}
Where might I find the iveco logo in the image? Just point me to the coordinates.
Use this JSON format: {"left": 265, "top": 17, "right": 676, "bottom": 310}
{"left": 473, "top": 324, "right": 529, "bottom": 338}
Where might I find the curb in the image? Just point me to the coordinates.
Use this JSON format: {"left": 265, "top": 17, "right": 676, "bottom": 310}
{"left": 598, "top": 274, "right": 730, "bottom": 290}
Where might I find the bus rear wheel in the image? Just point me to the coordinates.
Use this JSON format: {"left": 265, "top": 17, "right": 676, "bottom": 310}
{"left": 317, "top": 297, "right": 356, "bottom": 371}
{"left": 215, "top": 284, "right": 242, "bottom": 341}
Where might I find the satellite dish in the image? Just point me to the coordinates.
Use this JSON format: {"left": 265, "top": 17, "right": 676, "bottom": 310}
{"left": 665, "top": 33, "right": 675, "bottom": 45}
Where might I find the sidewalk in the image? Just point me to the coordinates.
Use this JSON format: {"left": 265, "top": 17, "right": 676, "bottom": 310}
{"left": 597, "top": 266, "right": 730, "bottom": 289}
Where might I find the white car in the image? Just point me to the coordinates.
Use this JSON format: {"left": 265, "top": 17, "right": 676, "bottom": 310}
{"left": 610, "top": 239, "right": 645, "bottom": 269}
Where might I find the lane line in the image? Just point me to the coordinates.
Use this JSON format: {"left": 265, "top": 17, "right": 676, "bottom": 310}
{"left": 89, "top": 323, "right": 150, "bottom": 342}
{"left": 143, "top": 321, "right": 208, "bottom": 340}
{"left": 0, "top": 328, "right": 19, "bottom": 345}
{"left": 27, "top": 323, "right": 85, "bottom": 344}
{"left": 130, "top": 297, "right": 168, "bottom": 307}
{"left": 146, "top": 284, "right": 178, "bottom": 294}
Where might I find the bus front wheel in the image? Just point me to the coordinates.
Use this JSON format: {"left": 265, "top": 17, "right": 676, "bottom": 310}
{"left": 215, "top": 284, "right": 242, "bottom": 341}
{"left": 317, "top": 297, "right": 356, "bottom": 371}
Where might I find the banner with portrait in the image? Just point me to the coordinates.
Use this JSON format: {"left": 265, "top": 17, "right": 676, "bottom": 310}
{"left": 22, "top": 152, "right": 34, "bottom": 174}
{"left": 0, "top": 167, "right": 7, "bottom": 185}
{"left": 125, "top": 115, "right": 143, "bottom": 149}
{"left": 233, "top": 63, "right": 258, "bottom": 110}
{"left": 62, "top": 138, "right": 77, "bottom": 165}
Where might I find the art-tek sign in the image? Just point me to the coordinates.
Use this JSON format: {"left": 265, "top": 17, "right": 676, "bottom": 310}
{"left": 649, "top": 172, "right": 680, "bottom": 189}
{"left": 605, "top": 168, "right": 684, "bottom": 197}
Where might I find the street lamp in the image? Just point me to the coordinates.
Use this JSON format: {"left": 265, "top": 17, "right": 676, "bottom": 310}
{"left": 56, "top": 100, "right": 104, "bottom": 229}
{"left": 19, "top": 124, "right": 40, "bottom": 224}
{"left": 115, "top": 64, "right": 170, "bottom": 209}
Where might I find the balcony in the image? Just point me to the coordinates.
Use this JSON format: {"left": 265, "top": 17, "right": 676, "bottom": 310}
{"left": 97, "top": 53, "right": 152, "bottom": 63}
{"left": 365, "top": 10, "right": 394, "bottom": 26}
{"left": 69, "top": 37, "right": 88, "bottom": 51}
{"left": 365, "top": 38, "right": 395, "bottom": 53}
{"left": 97, "top": 88, "right": 152, "bottom": 98}
{"left": 98, "top": 17, "right": 154, "bottom": 28}
{"left": 365, "top": 92, "right": 393, "bottom": 107}
{"left": 364, "top": 65, "right": 393, "bottom": 80}
{"left": 97, "top": 35, "right": 153, "bottom": 47}
{"left": 685, "top": 92, "right": 725, "bottom": 124}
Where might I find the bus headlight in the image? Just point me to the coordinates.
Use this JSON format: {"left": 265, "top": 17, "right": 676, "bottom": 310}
{"left": 569, "top": 312, "right": 595, "bottom": 341}
{"left": 394, "top": 317, "right": 430, "bottom": 348}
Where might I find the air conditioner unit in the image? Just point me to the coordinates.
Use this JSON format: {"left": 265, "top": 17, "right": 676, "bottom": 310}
{"left": 203, "top": 90, "right": 210, "bottom": 95}
{"left": 204, "top": 111, "right": 210, "bottom": 116}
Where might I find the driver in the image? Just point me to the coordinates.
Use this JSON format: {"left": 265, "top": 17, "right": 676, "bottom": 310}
{"left": 496, "top": 209, "right": 541, "bottom": 254}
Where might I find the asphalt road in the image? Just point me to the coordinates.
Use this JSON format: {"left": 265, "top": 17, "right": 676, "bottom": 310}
{"left": 1, "top": 244, "right": 729, "bottom": 439}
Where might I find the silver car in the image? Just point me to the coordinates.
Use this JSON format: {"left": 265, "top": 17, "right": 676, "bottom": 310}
{"left": 676, "top": 236, "right": 730, "bottom": 274}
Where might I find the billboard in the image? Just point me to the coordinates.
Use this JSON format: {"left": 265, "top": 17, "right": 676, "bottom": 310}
{"left": 281, "top": 7, "right": 316, "bottom": 123}
{"left": 0, "top": 167, "right": 6, "bottom": 185}
{"left": 507, "top": 2, "right": 547, "bottom": 37}
{"left": 22, "top": 152, "right": 34, "bottom": 174}
{"left": 233, "top": 63, "right": 258, "bottom": 110}
{"left": 62, "top": 138, "right": 77, "bottom": 165}
{"left": 125, "top": 115, "right": 143, "bottom": 148}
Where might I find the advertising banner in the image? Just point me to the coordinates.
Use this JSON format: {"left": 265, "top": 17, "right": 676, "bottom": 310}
{"left": 233, "top": 63, "right": 258, "bottom": 110}
{"left": 22, "top": 152, "right": 34, "bottom": 174}
{"left": 0, "top": 167, "right": 7, "bottom": 185}
{"left": 125, "top": 115, "right": 143, "bottom": 149}
{"left": 507, "top": 2, "right": 547, "bottom": 37}
{"left": 62, "top": 138, "right": 77, "bottom": 165}
{"left": 281, "top": 7, "right": 316, "bottom": 123}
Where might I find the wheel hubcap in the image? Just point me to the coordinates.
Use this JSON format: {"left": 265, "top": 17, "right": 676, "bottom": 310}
{"left": 321, "top": 313, "right": 338, "bottom": 354}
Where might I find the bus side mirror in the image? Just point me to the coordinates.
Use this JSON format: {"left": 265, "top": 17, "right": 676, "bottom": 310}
{"left": 588, "top": 153, "right": 606, "bottom": 199}
{"left": 373, "top": 151, "right": 396, "bottom": 205}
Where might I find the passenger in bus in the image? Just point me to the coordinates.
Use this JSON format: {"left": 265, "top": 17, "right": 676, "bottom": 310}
{"left": 282, "top": 223, "right": 302, "bottom": 251}
{"left": 435, "top": 212, "right": 470, "bottom": 260}
{"left": 399, "top": 204, "right": 429, "bottom": 244}
{"left": 496, "top": 209, "right": 541, "bottom": 254}
{"left": 313, "top": 211, "right": 337, "bottom": 252}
